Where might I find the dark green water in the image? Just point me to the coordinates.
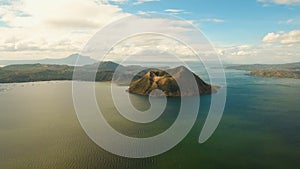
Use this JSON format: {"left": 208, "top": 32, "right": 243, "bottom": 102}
{"left": 0, "top": 70, "right": 299, "bottom": 169}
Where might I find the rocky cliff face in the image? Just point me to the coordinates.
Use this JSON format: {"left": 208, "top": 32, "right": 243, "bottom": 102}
{"left": 128, "top": 66, "right": 219, "bottom": 97}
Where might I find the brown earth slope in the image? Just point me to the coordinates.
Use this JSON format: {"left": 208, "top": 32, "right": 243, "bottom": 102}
{"left": 128, "top": 66, "right": 219, "bottom": 97}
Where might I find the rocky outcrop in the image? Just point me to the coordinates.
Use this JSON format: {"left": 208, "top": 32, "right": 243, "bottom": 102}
{"left": 128, "top": 66, "right": 219, "bottom": 97}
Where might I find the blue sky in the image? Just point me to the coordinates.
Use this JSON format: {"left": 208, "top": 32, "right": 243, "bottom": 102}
{"left": 113, "top": 0, "right": 300, "bottom": 45}
{"left": 0, "top": 0, "right": 299, "bottom": 63}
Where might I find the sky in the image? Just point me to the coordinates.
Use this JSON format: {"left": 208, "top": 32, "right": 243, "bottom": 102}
{"left": 0, "top": 0, "right": 299, "bottom": 63}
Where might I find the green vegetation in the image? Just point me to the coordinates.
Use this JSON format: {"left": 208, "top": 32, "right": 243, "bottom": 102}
{"left": 227, "top": 62, "right": 300, "bottom": 71}
{"left": 227, "top": 62, "right": 300, "bottom": 79}
{"left": 0, "top": 62, "right": 153, "bottom": 83}
{"left": 0, "top": 63, "right": 119, "bottom": 83}
{"left": 249, "top": 69, "right": 300, "bottom": 79}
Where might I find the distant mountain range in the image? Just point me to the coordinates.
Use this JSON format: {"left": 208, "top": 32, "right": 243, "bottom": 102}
{"left": 227, "top": 62, "right": 300, "bottom": 79}
{"left": 0, "top": 61, "right": 152, "bottom": 84}
{"left": 0, "top": 54, "right": 97, "bottom": 66}
{"left": 1, "top": 55, "right": 299, "bottom": 82}
{"left": 227, "top": 62, "right": 300, "bottom": 71}
{"left": 0, "top": 61, "right": 217, "bottom": 96}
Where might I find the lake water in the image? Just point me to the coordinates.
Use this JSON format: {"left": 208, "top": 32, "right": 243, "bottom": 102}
{"left": 0, "top": 70, "right": 299, "bottom": 169}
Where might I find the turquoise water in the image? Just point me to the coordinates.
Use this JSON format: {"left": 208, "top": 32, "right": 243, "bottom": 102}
{"left": 0, "top": 70, "right": 299, "bottom": 169}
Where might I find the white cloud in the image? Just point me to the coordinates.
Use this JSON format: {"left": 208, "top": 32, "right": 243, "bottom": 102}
{"left": 1, "top": 0, "right": 298, "bottom": 65}
{"left": 258, "top": 0, "right": 300, "bottom": 5}
{"left": 91, "top": 0, "right": 129, "bottom": 4}
{"left": 164, "top": 9, "right": 185, "bottom": 14}
{"left": 0, "top": 0, "right": 129, "bottom": 60}
{"left": 286, "top": 19, "right": 294, "bottom": 24}
{"left": 108, "top": 0, "right": 129, "bottom": 3}
{"left": 79, "top": 15, "right": 207, "bottom": 62}
{"left": 202, "top": 18, "right": 225, "bottom": 23}
{"left": 107, "top": 34, "right": 196, "bottom": 60}
{"left": 262, "top": 30, "right": 300, "bottom": 44}
{"left": 219, "top": 43, "right": 300, "bottom": 64}
{"left": 133, "top": 0, "right": 160, "bottom": 5}
{"left": 0, "top": 0, "right": 201, "bottom": 61}
{"left": 278, "top": 19, "right": 298, "bottom": 25}
{"left": 219, "top": 30, "right": 300, "bottom": 64}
